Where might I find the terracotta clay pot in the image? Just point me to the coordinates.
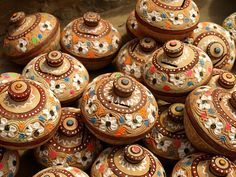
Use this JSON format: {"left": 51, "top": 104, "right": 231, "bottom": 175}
{"left": 3, "top": 11, "right": 60, "bottom": 65}
{"left": 135, "top": 0, "right": 200, "bottom": 42}
{"left": 0, "top": 79, "right": 61, "bottom": 150}
{"left": 81, "top": 72, "right": 158, "bottom": 145}
{"left": 223, "top": 12, "right": 236, "bottom": 45}
{"left": 61, "top": 12, "right": 122, "bottom": 70}
{"left": 91, "top": 144, "right": 166, "bottom": 177}
{"left": 126, "top": 11, "right": 144, "bottom": 39}
{"left": 184, "top": 86, "right": 236, "bottom": 157}
{"left": 0, "top": 72, "right": 22, "bottom": 86}
{"left": 22, "top": 50, "right": 89, "bottom": 105}
{"left": 142, "top": 40, "right": 213, "bottom": 103}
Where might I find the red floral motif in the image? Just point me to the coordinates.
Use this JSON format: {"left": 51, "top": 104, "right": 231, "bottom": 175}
{"left": 173, "top": 139, "right": 181, "bottom": 148}
{"left": 99, "top": 164, "right": 105, "bottom": 173}
{"left": 87, "top": 143, "right": 94, "bottom": 152}
{"left": 200, "top": 112, "right": 207, "bottom": 120}
{"left": 163, "top": 85, "right": 171, "bottom": 91}
{"left": 0, "top": 163, "right": 3, "bottom": 170}
{"left": 226, "top": 123, "right": 231, "bottom": 131}
{"left": 49, "top": 150, "right": 58, "bottom": 159}
{"left": 208, "top": 66, "right": 212, "bottom": 73}
{"left": 185, "top": 70, "right": 193, "bottom": 77}
{"left": 70, "top": 90, "right": 75, "bottom": 94}
{"left": 149, "top": 65, "right": 156, "bottom": 74}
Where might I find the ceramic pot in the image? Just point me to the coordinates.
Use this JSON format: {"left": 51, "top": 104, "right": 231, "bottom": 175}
{"left": 126, "top": 11, "right": 144, "bottom": 39}
{"left": 223, "top": 12, "right": 236, "bottom": 45}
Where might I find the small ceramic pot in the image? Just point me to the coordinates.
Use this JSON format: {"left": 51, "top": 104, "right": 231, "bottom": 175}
{"left": 0, "top": 79, "right": 61, "bottom": 150}
{"left": 61, "top": 12, "right": 122, "bottom": 70}
{"left": 81, "top": 72, "right": 158, "bottom": 145}
{"left": 171, "top": 153, "right": 236, "bottom": 177}
{"left": 115, "top": 37, "right": 158, "bottom": 82}
{"left": 223, "top": 12, "right": 236, "bottom": 45}
{"left": 22, "top": 50, "right": 89, "bottom": 104}
{"left": 91, "top": 144, "right": 166, "bottom": 177}
{"left": 0, "top": 147, "right": 20, "bottom": 177}
{"left": 3, "top": 11, "right": 60, "bottom": 65}
{"left": 135, "top": 0, "right": 200, "bottom": 42}
{"left": 33, "top": 165, "right": 89, "bottom": 177}
{"left": 144, "top": 103, "right": 195, "bottom": 161}
{"left": 208, "top": 68, "right": 236, "bottom": 92}
{"left": 126, "top": 11, "right": 144, "bottom": 39}
{"left": 186, "top": 22, "right": 236, "bottom": 71}
{"left": 142, "top": 40, "right": 213, "bottom": 103}
{"left": 184, "top": 86, "right": 236, "bottom": 157}
{"left": 34, "top": 107, "right": 102, "bottom": 171}
{"left": 0, "top": 72, "right": 22, "bottom": 86}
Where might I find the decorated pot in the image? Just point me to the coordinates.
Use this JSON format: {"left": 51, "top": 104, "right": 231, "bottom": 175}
{"left": 81, "top": 72, "right": 158, "bottom": 145}
{"left": 22, "top": 50, "right": 89, "bottom": 104}
{"left": 0, "top": 147, "right": 19, "bottom": 177}
{"left": 3, "top": 11, "right": 60, "bottom": 65}
{"left": 61, "top": 11, "right": 122, "bottom": 70}
{"left": 184, "top": 86, "right": 236, "bottom": 157}
{"left": 91, "top": 144, "right": 166, "bottom": 177}
{"left": 135, "top": 0, "right": 200, "bottom": 42}
{"left": 115, "top": 37, "right": 158, "bottom": 82}
{"left": 0, "top": 72, "right": 22, "bottom": 86}
{"left": 34, "top": 107, "right": 102, "bottom": 171}
{"left": 186, "top": 22, "right": 236, "bottom": 71}
{"left": 142, "top": 40, "right": 213, "bottom": 103}
{"left": 144, "top": 103, "right": 195, "bottom": 161}
{"left": 33, "top": 165, "right": 89, "bottom": 177}
{"left": 171, "top": 153, "right": 236, "bottom": 177}
{"left": 126, "top": 11, "right": 144, "bottom": 39}
{"left": 0, "top": 79, "right": 61, "bottom": 150}
{"left": 223, "top": 12, "right": 236, "bottom": 44}
{"left": 208, "top": 68, "right": 236, "bottom": 93}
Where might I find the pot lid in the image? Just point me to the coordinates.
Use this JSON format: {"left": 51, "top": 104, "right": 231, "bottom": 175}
{"left": 172, "top": 153, "right": 236, "bottom": 177}
{"left": 126, "top": 11, "right": 144, "bottom": 38}
{"left": 33, "top": 165, "right": 89, "bottom": 177}
{"left": 223, "top": 12, "right": 236, "bottom": 43}
{"left": 135, "top": 0, "right": 199, "bottom": 32}
{"left": 185, "top": 86, "right": 236, "bottom": 156}
{"left": 22, "top": 50, "right": 89, "bottom": 104}
{"left": 35, "top": 107, "right": 102, "bottom": 171}
{"left": 61, "top": 12, "right": 121, "bottom": 60}
{"left": 0, "top": 72, "right": 22, "bottom": 86}
{"left": 142, "top": 40, "right": 213, "bottom": 98}
{"left": 91, "top": 144, "right": 166, "bottom": 177}
{"left": 0, "top": 147, "right": 19, "bottom": 177}
{"left": 186, "top": 22, "right": 236, "bottom": 70}
{"left": 208, "top": 68, "right": 236, "bottom": 92}
{"left": 116, "top": 38, "right": 158, "bottom": 81}
{"left": 81, "top": 72, "right": 158, "bottom": 144}
{"left": 0, "top": 79, "right": 61, "bottom": 149}
{"left": 4, "top": 11, "right": 60, "bottom": 58}
{"left": 144, "top": 103, "right": 195, "bottom": 160}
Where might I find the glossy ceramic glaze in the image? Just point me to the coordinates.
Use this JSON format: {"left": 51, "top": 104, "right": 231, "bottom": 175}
{"left": 126, "top": 11, "right": 144, "bottom": 39}
{"left": 61, "top": 12, "right": 122, "bottom": 70}
{"left": 4, "top": 11, "right": 60, "bottom": 65}
{"left": 223, "top": 12, "right": 236, "bottom": 44}
{"left": 22, "top": 50, "right": 89, "bottom": 104}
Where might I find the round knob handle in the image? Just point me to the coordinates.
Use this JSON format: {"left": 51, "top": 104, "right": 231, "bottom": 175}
{"left": 139, "top": 38, "right": 157, "bottom": 52}
{"left": 163, "top": 40, "right": 184, "bottom": 58}
{"left": 218, "top": 72, "right": 236, "bottom": 89}
{"left": 46, "top": 51, "right": 64, "bottom": 67}
{"left": 207, "top": 42, "right": 224, "bottom": 60}
{"left": 230, "top": 91, "right": 236, "bottom": 109}
{"left": 10, "top": 12, "right": 26, "bottom": 26}
{"left": 124, "top": 145, "right": 145, "bottom": 164}
{"left": 168, "top": 103, "right": 184, "bottom": 122}
{"left": 113, "top": 76, "right": 135, "bottom": 98}
{"left": 83, "top": 12, "right": 101, "bottom": 27}
{"left": 8, "top": 80, "right": 31, "bottom": 102}
{"left": 210, "top": 156, "right": 232, "bottom": 176}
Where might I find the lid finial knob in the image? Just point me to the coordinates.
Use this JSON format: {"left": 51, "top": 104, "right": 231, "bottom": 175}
{"left": 168, "top": 103, "right": 184, "bottom": 122}
{"left": 210, "top": 156, "right": 232, "bottom": 176}
{"left": 139, "top": 37, "right": 157, "bottom": 52}
{"left": 8, "top": 80, "right": 31, "bottom": 102}
{"left": 46, "top": 51, "right": 64, "bottom": 67}
{"left": 113, "top": 76, "right": 135, "bottom": 98}
{"left": 124, "top": 145, "right": 145, "bottom": 164}
{"left": 10, "top": 12, "right": 26, "bottom": 26}
{"left": 83, "top": 12, "right": 101, "bottom": 27}
{"left": 163, "top": 40, "right": 184, "bottom": 58}
{"left": 207, "top": 42, "right": 224, "bottom": 60}
{"left": 218, "top": 72, "right": 236, "bottom": 89}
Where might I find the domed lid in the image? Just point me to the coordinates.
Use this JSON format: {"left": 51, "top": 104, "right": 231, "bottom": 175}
{"left": 81, "top": 72, "right": 158, "bottom": 144}
{"left": 208, "top": 68, "right": 236, "bottom": 91}
{"left": 144, "top": 103, "right": 195, "bottom": 160}
{"left": 35, "top": 107, "right": 102, "bottom": 170}
{"left": 33, "top": 165, "right": 89, "bottom": 177}
{"left": 172, "top": 153, "right": 236, "bottom": 177}
{"left": 142, "top": 40, "right": 213, "bottom": 99}
{"left": 126, "top": 11, "right": 144, "bottom": 38}
{"left": 22, "top": 51, "right": 89, "bottom": 104}
{"left": 223, "top": 12, "right": 236, "bottom": 43}
{"left": 91, "top": 144, "right": 166, "bottom": 177}
{"left": 116, "top": 38, "right": 158, "bottom": 81}
{"left": 4, "top": 11, "right": 60, "bottom": 58}
{"left": 185, "top": 86, "right": 236, "bottom": 156}
{"left": 186, "top": 22, "right": 236, "bottom": 70}
{"left": 0, "top": 147, "right": 20, "bottom": 177}
{"left": 135, "top": 0, "right": 199, "bottom": 33}
{"left": 0, "top": 72, "right": 22, "bottom": 86}
{"left": 0, "top": 79, "right": 61, "bottom": 149}
{"left": 61, "top": 12, "right": 121, "bottom": 60}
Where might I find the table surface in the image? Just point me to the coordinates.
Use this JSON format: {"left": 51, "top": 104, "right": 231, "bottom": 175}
{"left": 0, "top": 0, "right": 235, "bottom": 176}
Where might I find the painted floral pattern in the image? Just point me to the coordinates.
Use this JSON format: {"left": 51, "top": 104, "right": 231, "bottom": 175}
{"left": 223, "top": 12, "right": 236, "bottom": 41}
{"left": 39, "top": 21, "right": 53, "bottom": 32}
{"left": 99, "top": 114, "right": 118, "bottom": 132}
{"left": 17, "top": 38, "right": 28, "bottom": 52}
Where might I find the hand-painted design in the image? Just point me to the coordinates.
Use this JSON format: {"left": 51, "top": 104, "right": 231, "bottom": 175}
{"left": 229, "top": 127, "right": 236, "bottom": 147}
{"left": 173, "top": 169, "right": 187, "bottom": 177}
{"left": 73, "top": 41, "right": 89, "bottom": 54}
{"left": 147, "top": 104, "right": 156, "bottom": 124}
{"left": 196, "top": 95, "right": 212, "bottom": 110}
{"left": 204, "top": 118, "right": 223, "bottom": 135}
{"left": 124, "top": 62, "right": 141, "bottom": 79}
{"left": 75, "top": 151, "right": 92, "bottom": 167}
{"left": 194, "top": 66, "right": 206, "bottom": 82}
{"left": 25, "top": 122, "right": 45, "bottom": 140}
{"left": 155, "top": 133, "right": 172, "bottom": 152}
{"left": 85, "top": 95, "right": 97, "bottom": 115}
{"left": 42, "top": 106, "right": 59, "bottom": 121}
{"left": 189, "top": 9, "right": 198, "bottom": 23}
{"left": 178, "top": 142, "right": 194, "bottom": 159}
{"left": 152, "top": 0, "right": 191, "bottom": 10}
{"left": 112, "top": 35, "right": 120, "bottom": 49}
{"left": 170, "top": 13, "right": 184, "bottom": 25}
{"left": 7, "top": 154, "right": 17, "bottom": 174}
{"left": 147, "top": 11, "right": 163, "bottom": 23}
{"left": 17, "top": 38, "right": 28, "bottom": 52}
{"left": 169, "top": 74, "right": 185, "bottom": 86}
{"left": 125, "top": 114, "right": 143, "bottom": 129}
{"left": 93, "top": 41, "right": 109, "bottom": 53}
{"left": 50, "top": 80, "right": 66, "bottom": 94}
{"left": 39, "top": 21, "right": 53, "bottom": 32}
{"left": 62, "top": 30, "right": 73, "bottom": 48}
{"left": 72, "top": 74, "right": 84, "bottom": 90}
{"left": 190, "top": 154, "right": 211, "bottom": 177}
{"left": 33, "top": 167, "right": 83, "bottom": 177}
{"left": 223, "top": 13, "right": 236, "bottom": 41}
{"left": 99, "top": 114, "right": 118, "bottom": 132}
{"left": 118, "top": 154, "right": 147, "bottom": 171}
{"left": 0, "top": 118, "right": 17, "bottom": 138}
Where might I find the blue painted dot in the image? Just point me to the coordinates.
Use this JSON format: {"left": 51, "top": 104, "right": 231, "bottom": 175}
{"left": 64, "top": 77, "right": 70, "bottom": 82}
{"left": 30, "top": 76, "right": 35, "bottom": 80}
{"left": 220, "top": 136, "right": 226, "bottom": 142}
{"left": 56, "top": 105, "right": 59, "bottom": 110}
{"left": 161, "top": 13, "right": 167, "bottom": 18}
{"left": 109, "top": 45, "right": 113, "bottom": 50}
{"left": 67, "top": 156, "right": 72, "bottom": 162}
{"left": 84, "top": 76, "right": 88, "bottom": 80}
{"left": 90, "top": 117, "right": 97, "bottom": 124}
{"left": 187, "top": 81, "right": 194, "bottom": 86}
{"left": 184, "top": 18, "right": 190, "bottom": 23}
{"left": 66, "top": 44, "right": 71, "bottom": 49}
{"left": 86, "top": 41, "right": 91, "bottom": 47}
{"left": 119, "top": 117, "right": 125, "bottom": 124}
{"left": 19, "top": 133, "right": 25, "bottom": 140}
{"left": 205, "top": 26, "right": 210, "bottom": 31}
{"left": 38, "top": 34, "right": 43, "bottom": 39}
{"left": 39, "top": 115, "right": 45, "bottom": 122}
{"left": 157, "top": 171, "right": 161, "bottom": 176}
{"left": 200, "top": 59, "right": 205, "bottom": 66}
{"left": 89, "top": 90, "right": 96, "bottom": 96}
{"left": 185, "top": 161, "right": 192, "bottom": 166}
{"left": 144, "top": 120, "right": 149, "bottom": 127}
{"left": 208, "top": 108, "right": 214, "bottom": 114}
{"left": 161, "top": 76, "right": 167, "bottom": 81}
{"left": 8, "top": 172, "right": 13, "bottom": 177}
